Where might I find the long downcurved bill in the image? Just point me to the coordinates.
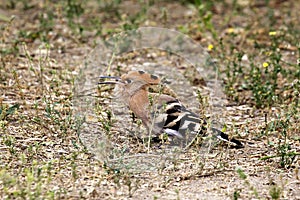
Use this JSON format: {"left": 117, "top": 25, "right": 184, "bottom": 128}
{"left": 98, "top": 76, "right": 120, "bottom": 84}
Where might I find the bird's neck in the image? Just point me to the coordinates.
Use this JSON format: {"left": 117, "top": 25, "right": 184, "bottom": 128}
{"left": 129, "top": 88, "right": 150, "bottom": 109}
{"left": 126, "top": 88, "right": 151, "bottom": 127}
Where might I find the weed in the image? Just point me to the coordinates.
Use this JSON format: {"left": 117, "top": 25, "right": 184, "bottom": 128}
{"left": 3, "top": 135, "right": 16, "bottom": 155}
{"left": 260, "top": 146, "right": 299, "bottom": 169}
{"left": 261, "top": 112, "right": 299, "bottom": 168}
{"left": 121, "top": 6, "right": 147, "bottom": 31}
{"left": 58, "top": 0, "right": 85, "bottom": 35}
{"left": 0, "top": 17, "right": 19, "bottom": 56}
{"left": 89, "top": 18, "right": 103, "bottom": 36}
{"left": 236, "top": 168, "right": 259, "bottom": 198}
{"left": 248, "top": 60, "right": 279, "bottom": 108}
{"left": 95, "top": 104, "right": 114, "bottom": 134}
{"left": 233, "top": 189, "right": 241, "bottom": 200}
{"left": 223, "top": 42, "right": 244, "bottom": 102}
{"left": 65, "top": 0, "right": 84, "bottom": 21}
{"left": 269, "top": 185, "right": 282, "bottom": 200}
{"left": 38, "top": 11, "right": 55, "bottom": 42}
{"left": 5, "top": 0, "right": 34, "bottom": 10}
{"left": 0, "top": 104, "right": 20, "bottom": 121}
{"left": 0, "top": 159, "right": 55, "bottom": 199}
{"left": 192, "top": 0, "right": 217, "bottom": 39}
{"left": 71, "top": 152, "right": 78, "bottom": 180}
{"left": 97, "top": 0, "right": 121, "bottom": 13}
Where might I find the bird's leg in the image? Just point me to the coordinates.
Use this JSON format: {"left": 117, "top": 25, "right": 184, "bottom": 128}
{"left": 130, "top": 111, "right": 136, "bottom": 123}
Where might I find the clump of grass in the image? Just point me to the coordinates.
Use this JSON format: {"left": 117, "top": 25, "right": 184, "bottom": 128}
{"left": 0, "top": 17, "right": 19, "bottom": 56}
{"left": 221, "top": 21, "right": 299, "bottom": 108}
{"left": 260, "top": 144, "right": 299, "bottom": 169}
{"left": 0, "top": 159, "right": 56, "bottom": 199}
{"left": 260, "top": 111, "right": 299, "bottom": 168}
{"left": 102, "top": 164, "right": 139, "bottom": 198}
{"left": 94, "top": 104, "right": 114, "bottom": 134}
{"left": 192, "top": 0, "right": 217, "bottom": 39}
{"left": 269, "top": 184, "right": 282, "bottom": 200}
{"left": 121, "top": 2, "right": 149, "bottom": 31}
{"left": 4, "top": 0, "right": 34, "bottom": 10}
{"left": 0, "top": 104, "right": 20, "bottom": 121}
{"left": 37, "top": 9, "right": 55, "bottom": 42}
{"left": 236, "top": 168, "right": 259, "bottom": 198}
{"left": 63, "top": 0, "right": 85, "bottom": 34}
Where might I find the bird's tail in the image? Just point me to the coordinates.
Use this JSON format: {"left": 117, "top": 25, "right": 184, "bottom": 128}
{"left": 211, "top": 127, "right": 244, "bottom": 148}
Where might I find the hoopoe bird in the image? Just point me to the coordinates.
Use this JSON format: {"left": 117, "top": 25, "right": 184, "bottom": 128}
{"left": 99, "top": 70, "right": 244, "bottom": 148}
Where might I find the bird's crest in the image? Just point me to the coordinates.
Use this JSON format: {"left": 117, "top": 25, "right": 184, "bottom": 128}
{"left": 121, "top": 71, "right": 161, "bottom": 85}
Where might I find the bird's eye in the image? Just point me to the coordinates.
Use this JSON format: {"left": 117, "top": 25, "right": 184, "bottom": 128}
{"left": 150, "top": 75, "right": 158, "bottom": 80}
{"left": 125, "top": 79, "right": 132, "bottom": 84}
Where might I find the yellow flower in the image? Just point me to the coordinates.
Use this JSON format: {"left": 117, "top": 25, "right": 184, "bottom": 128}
{"left": 208, "top": 44, "right": 214, "bottom": 51}
{"left": 265, "top": 51, "right": 272, "bottom": 56}
{"left": 263, "top": 62, "right": 269, "bottom": 68}
{"left": 227, "top": 28, "right": 234, "bottom": 34}
{"left": 269, "top": 31, "right": 277, "bottom": 36}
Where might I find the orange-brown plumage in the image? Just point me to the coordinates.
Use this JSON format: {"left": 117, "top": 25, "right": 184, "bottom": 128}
{"left": 99, "top": 70, "right": 244, "bottom": 148}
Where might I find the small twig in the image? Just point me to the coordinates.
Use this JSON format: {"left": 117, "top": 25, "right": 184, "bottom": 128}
{"left": 260, "top": 152, "right": 300, "bottom": 160}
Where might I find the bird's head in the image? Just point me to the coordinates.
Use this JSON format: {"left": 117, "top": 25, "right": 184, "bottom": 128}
{"left": 99, "top": 70, "right": 161, "bottom": 100}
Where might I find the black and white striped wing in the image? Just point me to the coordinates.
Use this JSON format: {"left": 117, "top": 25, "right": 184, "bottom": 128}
{"left": 151, "top": 100, "right": 206, "bottom": 146}
{"left": 152, "top": 99, "right": 244, "bottom": 148}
